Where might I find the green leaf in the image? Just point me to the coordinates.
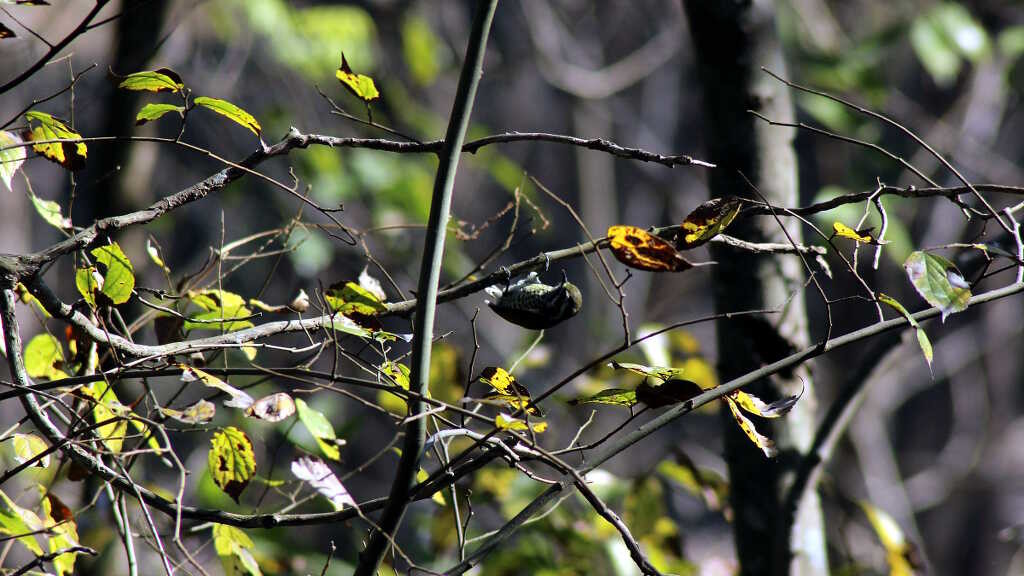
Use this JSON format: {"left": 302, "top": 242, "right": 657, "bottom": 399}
{"left": 193, "top": 96, "right": 261, "bottom": 135}
{"left": 401, "top": 15, "right": 445, "bottom": 85}
{"left": 117, "top": 69, "right": 185, "bottom": 93}
{"left": 29, "top": 192, "right": 70, "bottom": 230}
{"left": 0, "top": 130, "right": 26, "bottom": 192}
{"left": 24, "top": 333, "right": 65, "bottom": 380}
{"left": 903, "top": 251, "right": 970, "bottom": 322}
{"left": 184, "top": 310, "right": 255, "bottom": 332}
{"left": 75, "top": 267, "right": 99, "bottom": 308}
{"left": 336, "top": 52, "right": 379, "bottom": 102}
{"left": 294, "top": 398, "right": 341, "bottom": 461}
{"left": 135, "top": 103, "right": 185, "bottom": 126}
{"left": 80, "top": 381, "right": 129, "bottom": 453}
{"left": 92, "top": 242, "right": 135, "bottom": 305}
{"left": 998, "top": 26, "right": 1024, "bottom": 61}
{"left": 929, "top": 3, "right": 990, "bottom": 62}
{"left": 494, "top": 413, "right": 547, "bottom": 433}
{"left": 608, "top": 361, "right": 686, "bottom": 383}
{"left": 878, "top": 293, "right": 934, "bottom": 371}
{"left": 0, "top": 488, "right": 44, "bottom": 556}
{"left": 24, "top": 110, "right": 87, "bottom": 171}
{"left": 11, "top": 433, "right": 50, "bottom": 469}
{"left": 185, "top": 289, "right": 254, "bottom": 332}
{"left": 377, "top": 361, "right": 411, "bottom": 415}
{"left": 208, "top": 427, "right": 256, "bottom": 503}
{"left": 213, "top": 523, "right": 262, "bottom": 576}
{"left": 568, "top": 388, "right": 638, "bottom": 407}
{"left": 325, "top": 281, "right": 387, "bottom": 315}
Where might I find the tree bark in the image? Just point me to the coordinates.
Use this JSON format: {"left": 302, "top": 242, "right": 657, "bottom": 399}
{"left": 681, "top": 1, "right": 827, "bottom": 574}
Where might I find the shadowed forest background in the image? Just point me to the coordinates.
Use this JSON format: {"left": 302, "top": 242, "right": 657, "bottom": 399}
{"left": 1, "top": 1, "right": 1023, "bottom": 575}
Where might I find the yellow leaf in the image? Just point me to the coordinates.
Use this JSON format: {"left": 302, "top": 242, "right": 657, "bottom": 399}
{"left": 832, "top": 221, "right": 873, "bottom": 243}
{"left": 725, "top": 396, "right": 776, "bottom": 457}
{"left": 607, "top": 225, "right": 693, "bottom": 272}
{"left": 677, "top": 196, "right": 742, "bottom": 249}
{"left": 207, "top": 427, "right": 256, "bottom": 503}
{"left": 860, "top": 501, "right": 919, "bottom": 576}
{"left": 494, "top": 413, "right": 547, "bottom": 433}
{"left": 336, "top": 52, "right": 380, "bottom": 102}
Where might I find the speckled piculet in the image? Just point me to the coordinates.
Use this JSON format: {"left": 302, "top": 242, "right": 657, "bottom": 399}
{"left": 485, "top": 271, "right": 582, "bottom": 330}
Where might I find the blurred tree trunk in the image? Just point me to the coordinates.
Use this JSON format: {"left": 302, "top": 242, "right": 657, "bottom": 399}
{"left": 680, "top": 1, "right": 827, "bottom": 574}
{"left": 78, "top": 0, "right": 170, "bottom": 221}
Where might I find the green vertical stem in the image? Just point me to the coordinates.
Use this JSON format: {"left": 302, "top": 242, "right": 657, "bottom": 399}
{"left": 353, "top": 1, "right": 500, "bottom": 574}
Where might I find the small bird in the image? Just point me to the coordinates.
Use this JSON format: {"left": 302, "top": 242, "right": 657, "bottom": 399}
{"left": 485, "top": 271, "right": 582, "bottom": 330}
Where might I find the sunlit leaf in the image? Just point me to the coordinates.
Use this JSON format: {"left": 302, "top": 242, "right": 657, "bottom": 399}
{"left": 607, "top": 225, "right": 693, "bottom": 272}
{"left": 0, "top": 488, "right": 44, "bottom": 555}
{"left": 676, "top": 196, "right": 742, "bottom": 249}
{"left": 608, "top": 361, "right": 686, "bottom": 383}
{"left": 494, "top": 413, "right": 547, "bottom": 433}
{"left": 91, "top": 242, "right": 134, "bottom": 304}
{"left": 295, "top": 398, "right": 341, "bottom": 461}
{"left": 117, "top": 69, "right": 184, "bottom": 92}
{"left": 208, "top": 427, "right": 256, "bottom": 503}
{"left": 135, "top": 102, "right": 185, "bottom": 126}
{"left": 832, "top": 221, "right": 873, "bottom": 243}
{"left": 28, "top": 192, "right": 71, "bottom": 230}
{"left": 291, "top": 455, "right": 355, "bottom": 511}
{"left": 568, "top": 388, "right": 638, "bottom": 407}
{"left": 903, "top": 251, "right": 970, "bottom": 322}
{"left": 11, "top": 433, "right": 50, "bottom": 468}
{"left": 0, "top": 130, "right": 26, "bottom": 191}
{"left": 74, "top": 266, "right": 100, "bottom": 308}
{"left": 146, "top": 237, "right": 170, "bottom": 273}
{"left": 193, "top": 96, "right": 261, "bottom": 136}
{"left": 180, "top": 364, "right": 254, "bottom": 409}
{"left": 245, "top": 392, "right": 295, "bottom": 422}
{"left": 40, "top": 490, "right": 80, "bottom": 576}
{"left": 860, "top": 501, "right": 920, "bottom": 576}
{"left": 161, "top": 399, "right": 216, "bottom": 424}
{"left": 336, "top": 52, "right": 380, "bottom": 102}
{"left": 377, "top": 361, "right": 411, "bottom": 415}
{"left": 24, "top": 333, "right": 65, "bottom": 380}
{"left": 729, "top": 387, "right": 802, "bottom": 418}
{"left": 325, "top": 281, "right": 387, "bottom": 316}
{"left": 725, "top": 396, "right": 777, "bottom": 458}
{"left": 185, "top": 289, "right": 254, "bottom": 332}
{"left": 25, "top": 110, "right": 87, "bottom": 171}
{"left": 478, "top": 367, "right": 540, "bottom": 415}
{"left": 80, "top": 381, "right": 129, "bottom": 453}
{"left": 213, "top": 523, "right": 262, "bottom": 576}
{"left": 878, "top": 293, "right": 934, "bottom": 372}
